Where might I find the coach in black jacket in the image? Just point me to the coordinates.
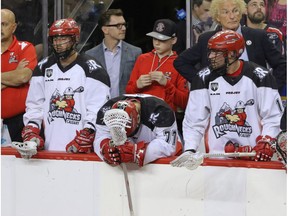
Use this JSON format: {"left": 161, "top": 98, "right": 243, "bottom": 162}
{"left": 174, "top": 0, "right": 286, "bottom": 91}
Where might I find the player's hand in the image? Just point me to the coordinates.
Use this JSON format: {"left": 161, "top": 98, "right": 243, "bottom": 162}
{"left": 252, "top": 135, "right": 275, "bottom": 161}
{"left": 136, "top": 74, "right": 152, "bottom": 89}
{"left": 66, "top": 128, "right": 95, "bottom": 153}
{"left": 21, "top": 125, "right": 44, "bottom": 150}
{"left": 117, "top": 141, "right": 148, "bottom": 166}
{"left": 224, "top": 140, "right": 252, "bottom": 160}
{"left": 100, "top": 138, "right": 120, "bottom": 165}
{"left": 150, "top": 71, "right": 167, "bottom": 86}
{"left": 100, "top": 139, "right": 148, "bottom": 166}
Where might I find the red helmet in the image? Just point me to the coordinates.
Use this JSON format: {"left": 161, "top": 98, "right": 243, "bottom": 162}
{"left": 208, "top": 30, "right": 245, "bottom": 58}
{"left": 49, "top": 18, "right": 80, "bottom": 42}
{"left": 112, "top": 99, "right": 140, "bottom": 136}
{"left": 48, "top": 18, "right": 80, "bottom": 59}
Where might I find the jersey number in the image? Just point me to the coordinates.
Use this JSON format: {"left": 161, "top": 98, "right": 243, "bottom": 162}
{"left": 164, "top": 130, "right": 177, "bottom": 145}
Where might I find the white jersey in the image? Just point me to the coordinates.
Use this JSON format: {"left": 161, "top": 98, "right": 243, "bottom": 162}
{"left": 94, "top": 94, "right": 178, "bottom": 165}
{"left": 183, "top": 61, "right": 283, "bottom": 153}
{"left": 24, "top": 54, "right": 111, "bottom": 151}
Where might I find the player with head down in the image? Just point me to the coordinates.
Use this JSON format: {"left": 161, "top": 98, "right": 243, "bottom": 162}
{"left": 94, "top": 94, "right": 182, "bottom": 167}
{"left": 16, "top": 18, "right": 110, "bottom": 158}
{"left": 172, "top": 30, "right": 284, "bottom": 167}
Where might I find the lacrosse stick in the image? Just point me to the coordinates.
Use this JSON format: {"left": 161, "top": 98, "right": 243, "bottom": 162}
{"left": 103, "top": 109, "right": 135, "bottom": 216}
{"left": 271, "top": 131, "right": 287, "bottom": 167}
{"left": 11, "top": 141, "right": 38, "bottom": 159}
{"left": 170, "top": 151, "right": 256, "bottom": 170}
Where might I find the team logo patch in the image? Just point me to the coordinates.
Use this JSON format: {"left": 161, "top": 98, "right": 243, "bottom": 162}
{"left": 212, "top": 99, "right": 254, "bottom": 138}
{"left": 211, "top": 82, "right": 218, "bottom": 91}
{"left": 149, "top": 112, "right": 159, "bottom": 124}
{"left": 86, "top": 60, "right": 102, "bottom": 73}
{"left": 47, "top": 86, "right": 84, "bottom": 124}
{"left": 45, "top": 68, "right": 53, "bottom": 78}
{"left": 253, "top": 67, "right": 269, "bottom": 80}
{"left": 9, "top": 52, "right": 18, "bottom": 63}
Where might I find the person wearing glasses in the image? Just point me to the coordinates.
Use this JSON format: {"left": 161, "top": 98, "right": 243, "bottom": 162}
{"left": 173, "top": 0, "right": 286, "bottom": 93}
{"left": 86, "top": 9, "right": 142, "bottom": 98}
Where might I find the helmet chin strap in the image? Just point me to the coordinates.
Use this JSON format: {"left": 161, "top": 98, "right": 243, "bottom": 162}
{"left": 210, "top": 54, "right": 238, "bottom": 76}
{"left": 53, "top": 46, "right": 76, "bottom": 60}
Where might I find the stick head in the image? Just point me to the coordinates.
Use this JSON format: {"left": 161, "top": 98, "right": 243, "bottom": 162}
{"left": 11, "top": 141, "right": 37, "bottom": 159}
{"left": 272, "top": 131, "right": 287, "bottom": 166}
{"left": 170, "top": 151, "right": 204, "bottom": 170}
{"left": 111, "top": 99, "right": 140, "bottom": 137}
{"left": 103, "top": 109, "right": 130, "bottom": 146}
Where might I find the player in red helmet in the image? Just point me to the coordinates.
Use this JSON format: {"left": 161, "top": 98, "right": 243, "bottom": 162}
{"left": 94, "top": 94, "right": 183, "bottom": 167}
{"left": 48, "top": 18, "right": 80, "bottom": 60}
{"left": 172, "top": 30, "right": 283, "bottom": 167}
{"left": 111, "top": 99, "right": 141, "bottom": 136}
{"left": 21, "top": 18, "right": 111, "bottom": 156}
{"left": 207, "top": 30, "right": 245, "bottom": 75}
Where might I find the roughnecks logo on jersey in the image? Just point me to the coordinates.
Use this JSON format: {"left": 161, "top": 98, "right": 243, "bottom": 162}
{"left": 47, "top": 86, "right": 84, "bottom": 124}
{"left": 213, "top": 99, "right": 254, "bottom": 138}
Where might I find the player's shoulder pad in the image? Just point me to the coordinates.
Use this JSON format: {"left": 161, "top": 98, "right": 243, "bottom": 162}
{"left": 243, "top": 61, "right": 278, "bottom": 89}
{"left": 191, "top": 67, "right": 217, "bottom": 91}
{"left": 140, "top": 96, "right": 175, "bottom": 128}
{"left": 96, "top": 96, "right": 127, "bottom": 125}
{"left": 79, "top": 54, "right": 110, "bottom": 87}
{"left": 33, "top": 55, "right": 54, "bottom": 77}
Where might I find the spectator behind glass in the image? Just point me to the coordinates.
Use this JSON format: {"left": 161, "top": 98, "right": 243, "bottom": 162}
{"left": 242, "top": 0, "right": 285, "bottom": 55}
{"left": 1, "top": 9, "right": 37, "bottom": 144}
{"left": 22, "top": 18, "right": 111, "bottom": 153}
{"left": 173, "top": 0, "right": 286, "bottom": 93}
{"left": 173, "top": 30, "right": 283, "bottom": 165}
{"left": 86, "top": 9, "right": 142, "bottom": 98}
{"left": 126, "top": 19, "right": 189, "bottom": 142}
{"left": 173, "top": 0, "right": 213, "bottom": 54}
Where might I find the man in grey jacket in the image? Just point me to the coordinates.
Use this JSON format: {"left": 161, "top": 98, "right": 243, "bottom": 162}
{"left": 86, "top": 9, "right": 142, "bottom": 97}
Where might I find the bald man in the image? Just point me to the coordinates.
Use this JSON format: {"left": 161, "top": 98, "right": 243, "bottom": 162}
{"left": 1, "top": 9, "right": 37, "bottom": 143}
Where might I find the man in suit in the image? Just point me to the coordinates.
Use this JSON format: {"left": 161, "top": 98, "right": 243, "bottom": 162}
{"left": 86, "top": 9, "right": 142, "bottom": 98}
{"left": 173, "top": 0, "right": 286, "bottom": 92}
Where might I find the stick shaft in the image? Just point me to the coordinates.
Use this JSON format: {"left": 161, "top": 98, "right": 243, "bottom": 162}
{"left": 203, "top": 152, "right": 256, "bottom": 158}
{"left": 121, "top": 163, "right": 134, "bottom": 216}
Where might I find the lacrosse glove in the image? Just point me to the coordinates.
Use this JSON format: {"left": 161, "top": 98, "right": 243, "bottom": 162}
{"left": 66, "top": 128, "right": 95, "bottom": 153}
{"left": 100, "top": 139, "right": 148, "bottom": 167}
{"left": 224, "top": 140, "right": 252, "bottom": 160}
{"left": 21, "top": 125, "right": 44, "bottom": 150}
{"left": 252, "top": 135, "right": 275, "bottom": 161}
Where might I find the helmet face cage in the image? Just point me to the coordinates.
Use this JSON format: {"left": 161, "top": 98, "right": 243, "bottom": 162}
{"left": 207, "top": 30, "right": 245, "bottom": 75}
{"left": 207, "top": 49, "right": 229, "bottom": 75}
{"left": 111, "top": 99, "right": 140, "bottom": 136}
{"left": 48, "top": 18, "right": 80, "bottom": 60}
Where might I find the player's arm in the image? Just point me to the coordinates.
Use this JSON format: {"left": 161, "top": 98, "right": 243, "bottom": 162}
{"left": 143, "top": 122, "right": 178, "bottom": 165}
{"left": 66, "top": 61, "right": 110, "bottom": 153}
{"left": 257, "top": 72, "right": 283, "bottom": 137}
{"left": 23, "top": 65, "right": 45, "bottom": 129}
{"left": 183, "top": 86, "right": 210, "bottom": 152}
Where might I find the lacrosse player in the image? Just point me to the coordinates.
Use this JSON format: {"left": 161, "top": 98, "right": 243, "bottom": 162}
{"left": 94, "top": 94, "right": 182, "bottom": 167}
{"left": 21, "top": 18, "right": 110, "bottom": 154}
{"left": 176, "top": 30, "right": 283, "bottom": 163}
